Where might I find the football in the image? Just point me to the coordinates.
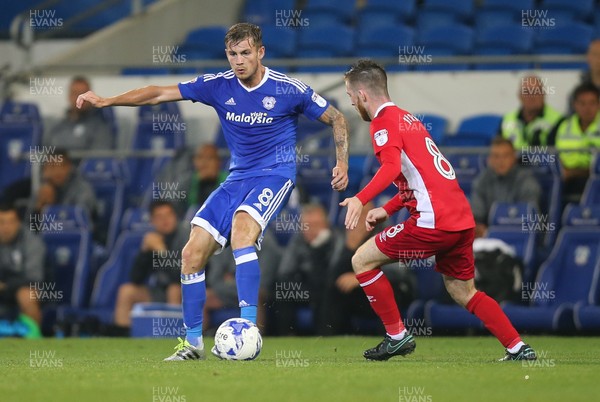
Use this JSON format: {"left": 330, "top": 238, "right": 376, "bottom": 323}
{"left": 212, "top": 318, "right": 262, "bottom": 360}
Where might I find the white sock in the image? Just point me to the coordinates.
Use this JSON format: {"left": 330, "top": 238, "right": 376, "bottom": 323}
{"left": 388, "top": 329, "right": 408, "bottom": 340}
{"left": 507, "top": 341, "right": 525, "bottom": 354}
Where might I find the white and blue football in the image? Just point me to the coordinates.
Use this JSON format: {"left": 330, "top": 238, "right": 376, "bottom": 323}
{"left": 212, "top": 318, "right": 262, "bottom": 360}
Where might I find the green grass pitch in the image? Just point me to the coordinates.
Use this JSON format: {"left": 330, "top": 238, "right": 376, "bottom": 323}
{"left": 1, "top": 336, "right": 598, "bottom": 402}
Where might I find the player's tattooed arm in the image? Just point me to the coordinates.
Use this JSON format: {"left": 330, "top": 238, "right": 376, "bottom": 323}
{"left": 318, "top": 104, "right": 350, "bottom": 191}
{"left": 76, "top": 85, "right": 183, "bottom": 109}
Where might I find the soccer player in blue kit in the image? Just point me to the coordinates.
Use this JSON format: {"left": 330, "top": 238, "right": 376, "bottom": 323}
{"left": 76, "top": 23, "right": 350, "bottom": 360}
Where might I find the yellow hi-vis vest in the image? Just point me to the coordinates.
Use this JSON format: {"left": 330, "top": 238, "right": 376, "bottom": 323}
{"left": 555, "top": 113, "right": 600, "bottom": 169}
{"left": 501, "top": 105, "right": 562, "bottom": 147}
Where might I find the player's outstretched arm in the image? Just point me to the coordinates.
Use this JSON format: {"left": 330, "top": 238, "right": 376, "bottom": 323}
{"left": 76, "top": 85, "right": 183, "bottom": 109}
{"left": 318, "top": 104, "right": 349, "bottom": 191}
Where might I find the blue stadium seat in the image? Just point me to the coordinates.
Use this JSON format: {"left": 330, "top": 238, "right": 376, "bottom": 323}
{"left": 476, "top": 24, "right": 534, "bottom": 55}
{"left": 488, "top": 201, "right": 537, "bottom": 227}
{"left": 581, "top": 177, "right": 600, "bottom": 206}
{"left": 445, "top": 152, "right": 484, "bottom": 195}
{"left": 562, "top": 204, "right": 600, "bottom": 227}
{"left": 417, "top": 24, "right": 474, "bottom": 55}
{"left": 573, "top": 256, "right": 600, "bottom": 330}
{"left": 121, "top": 207, "right": 153, "bottom": 232}
{"left": 180, "top": 26, "right": 228, "bottom": 59}
{"left": 456, "top": 114, "right": 503, "bottom": 141}
{"left": 242, "top": 0, "right": 296, "bottom": 26}
{"left": 502, "top": 227, "right": 600, "bottom": 331}
{"left": 415, "top": 25, "right": 474, "bottom": 71}
{"left": 474, "top": 10, "right": 520, "bottom": 33}
{"left": 41, "top": 205, "right": 92, "bottom": 230}
{"left": 296, "top": 25, "right": 354, "bottom": 72}
{"left": 0, "top": 122, "right": 40, "bottom": 192}
{"left": 356, "top": 25, "right": 414, "bottom": 58}
{"left": 42, "top": 229, "right": 92, "bottom": 308}
{"left": 406, "top": 266, "right": 446, "bottom": 322}
{"left": 83, "top": 230, "right": 149, "bottom": 323}
{"left": 0, "top": 101, "right": 42, "bottom": 125}
{"left": 487, "top": 226, "right": 537, "bottom": 282}
{"left": 416, "top": 12, "right": 459, "bottom": 33}
{"left": 358, "top": 0, "right": 415, "bottom": 23}
{"left": 261, "top": 25, "right": 297, "bottom": 58}
{"left": 421, "top": 0, "right": 474, "bottom": 22}
{"left": 542, "top": 0, "right": 594, "bottom": 21}
{"left": 303, "top": 0, "right": 355, "bottom": 25}
{"left": 418, "top": 113, "right": 447, "bottom": 144}
{"left": 534, "top": 23, "right": 593, "bottom": 55}
{"left": 479, "top": 0, "right": 534, "bottom": 19}
{"left": 138, "top": 103, "right": 181, "bottom": 121}
{"left": 296, "top": 155, "right": 339, "bottom": 223}
{"left": 79, "top": 158, "right": 126, "bottom": 248}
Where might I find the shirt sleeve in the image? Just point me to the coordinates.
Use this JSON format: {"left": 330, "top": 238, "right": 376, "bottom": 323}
{"left": 298, "top": 85, "right": 329, "bottom": 121}
{"left": 178, "top": 75, "right": 216, "bottom": 105}
{"left": 356, "top": 146, "right": 401, "bottom": 205}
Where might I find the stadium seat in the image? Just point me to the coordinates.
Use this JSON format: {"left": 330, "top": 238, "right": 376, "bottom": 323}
{"left": 303, "top": 0, "right": 355, "bottom": 25}
{"left": 488, "top": 201, "right": 537, "bottom": 227}
{"left": 357, "top": 0, "right": 415, "bottom": 24}
{"left": 502, "top": 227, "right": 600, "bottom": 331}
{"left": 479, "top": 0, "right": 534, "bottom": 19}
{"left": 534, "top": 23, "right": 593, "bottom": 55}
{"left": 138, "top": 103, "right": 181, "bottom": 121}
{"left": 581, "top": 177, "right": 600, "bottom": 206}
{"left": 573, "top": 255, "right": 600, "bottom": 331}
{"left": 130, "top": 303, "right": 184, "bottom": 338}
{"left": 0, "top": 101, "right": 42, "bottom": 125}
{"left": 42, "top": 228, "right": 93, "bottom": 308}
{"left": 180, "top": 26, "right": 228, "bottom": 60}
{"left": 445, "top": 152, "right": 484, "bottom": 195}
{"left": 296, "top": 24, "right": 354, "bottom": 72}
{"left": 487, "top": 226, "right": 537, "bottom": 282}
{"left": 0, "top": 122, "right": 40, "bottom": 192}
{"left": 541, "top": 0, "right": 594, "bottom": 22}
{"left": 121, "top": 207, "right": 153, "bottom": 232}
{"left": 418, "top": 113, "right": 447, "bottom": 144}
{"left": 415, "top": 12, "right": 460, "bottom": 33}
{"left": 356, "top": 25, "right": 414, "bottom": 59}
{"left": 455, "top": 114, "right": 503, "bottom": 141}
{"left": 562, "top": 204, "right": 600, "bottom": 227}
{"left": 242, "top": 0, "right": 295, "bottom": 26}
{"left": 84, "top": 230, "right": 149, "bottom": 323}
{"left": 296, "top": 155, "right": 339, "bottom": 223}
{"left": 41, "top": 205, "right": 92, "bottom": 230}
{"left": 79, "top": 157, "right": 126, "bottom": 248}
{"left": 475, "top": 24, "right": 534, "bottom": 55}
{"left": 418, "top": 24, "right": 474, "bottom": 55}
{"left": 261, "top": 25, "right": 297, "bottom": 58}
{"left": 421, "top": 0, "right": 474, "bottom": 22}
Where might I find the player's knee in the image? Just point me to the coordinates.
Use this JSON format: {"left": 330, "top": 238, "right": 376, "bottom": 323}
{"left": 351, "top": 252, "right": 367, "bottom": 274}
{"left": 181, "top": 244, "right": 206, "bottom": 275}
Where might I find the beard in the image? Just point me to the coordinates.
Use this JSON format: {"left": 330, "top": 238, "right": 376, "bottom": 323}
{"left": 356, "top": 102, "right": 371, "bottom": 122}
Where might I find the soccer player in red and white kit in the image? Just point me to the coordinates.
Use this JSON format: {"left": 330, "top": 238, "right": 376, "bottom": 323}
{"left": 340, "top": 59, "right": 536, "bottom": 361}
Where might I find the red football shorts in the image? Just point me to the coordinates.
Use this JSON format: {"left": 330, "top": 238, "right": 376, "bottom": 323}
{"left": 374, "top": 217, "right": 475, "bottom": 280}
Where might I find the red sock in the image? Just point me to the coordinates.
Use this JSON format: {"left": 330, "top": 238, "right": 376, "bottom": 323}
{"left": 356, "top": 269, "right": 404, "bottom": 336}
{"left": 466, "top": 291, "right": 521, "bottom": 348}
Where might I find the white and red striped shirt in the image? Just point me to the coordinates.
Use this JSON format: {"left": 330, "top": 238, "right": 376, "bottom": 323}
{"left": 356, "top": 102, "right": 475, "bottom": 231}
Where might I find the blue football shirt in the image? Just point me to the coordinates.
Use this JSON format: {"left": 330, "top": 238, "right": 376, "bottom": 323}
{"left": 178, "top": 67, "right": 329, "bottom": 181}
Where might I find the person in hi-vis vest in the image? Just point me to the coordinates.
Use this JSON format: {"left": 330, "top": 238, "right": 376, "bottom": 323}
{"left": 500, "top": 75, "right": 562, "bottom": 148}
{"left": 548, "top": 83, "right": 600, "bottom": 202}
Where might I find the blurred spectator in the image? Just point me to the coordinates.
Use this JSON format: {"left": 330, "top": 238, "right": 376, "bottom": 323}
{"left": 203, "top": 230, "right": 281, "bottom": 334}
{"left": 471, "top": 138, "right": 541, "bottom": 238}
{"left": 274, "top": 203, "right": 345, "bottom": 335}
{"left": 32, "top": 149, "right": 97, "bottom": 216}
{"left": 274, "top": 203, "right": 412, "bottom": 335}
{"left": 500, "top": 75, "right": 562, "bottom": 148}
{"left": 112, "top": 201, "right": 187, "bottom": 333}
{"left": 0, "top": 203, "right": 45, "bottom": 337}
{"left": 154, "top": 144, "right": 228, "bottom": 219}
{"left": 549, "top": 83, "right": 600, "bottom": 203}
{"left": 44, "top": 76, "right": 113, "bottom": 151}
{"left": 581, "top": 39, "right": 600, "bottom": 89}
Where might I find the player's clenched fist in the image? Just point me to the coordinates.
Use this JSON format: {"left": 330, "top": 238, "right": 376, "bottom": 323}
{"left": 365, "top": 207, "right": 388, "bottom": 232}
{"left": 76, "top": 90, "right": 105, "bottom": 109}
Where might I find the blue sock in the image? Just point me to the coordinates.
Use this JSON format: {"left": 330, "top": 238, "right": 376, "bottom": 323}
{"left": 181, "top": 271, "right": 205, "bottom": 347}
{"left": 233, "top": 246, "right": 260, "bottom": 324}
